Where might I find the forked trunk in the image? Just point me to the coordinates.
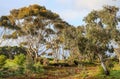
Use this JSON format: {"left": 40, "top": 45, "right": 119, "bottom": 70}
{"left": 98, "top": 53, "right": 110, "bottom": 75}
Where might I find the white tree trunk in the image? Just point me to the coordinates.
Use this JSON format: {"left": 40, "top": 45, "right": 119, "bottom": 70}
{"left": 98, "top": 53, "right": 110, "bottom": 75}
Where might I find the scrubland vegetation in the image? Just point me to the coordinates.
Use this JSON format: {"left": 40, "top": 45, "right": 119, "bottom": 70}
{"left": 0, "top": 4, "right": 120, "bottom": 79}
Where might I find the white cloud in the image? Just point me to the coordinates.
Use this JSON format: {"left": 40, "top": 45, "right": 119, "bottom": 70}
{"left": 55, "top": 0, "right": 120, "bottom": 25}
{"left": 75, "top": 0, "right": 120, "bottom": 10}
{"left": 56, "top": 0, "right": 119, "bottom": 10}
{"left": 0, "top": 0, "right": 119, "bottom": 26}
{"left": 73, "top": 0, "right": 109, "bottom": 10}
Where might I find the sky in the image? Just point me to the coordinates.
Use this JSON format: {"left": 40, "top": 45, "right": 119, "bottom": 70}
{"left": 0, "top": 0, "right": 120, "bottom": 26}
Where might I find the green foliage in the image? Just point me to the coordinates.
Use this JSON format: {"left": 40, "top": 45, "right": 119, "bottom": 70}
{"left": 0, "top": 55, "right": 26, "bottom": 77}
{"left": 0, "top": 55, "right": 6, "bottom": 67}
{"left": 98, "top": 66, "right": 105, "bottom": 75}
{"left": 0, "top": 55, "right": 44, "bottom": 78}
{"left": 94, "top": 70, "right": 120, "bottom": 79}
{"left": 0, "top": 4, "right": 120, "bottom": 78}
{"left": 24, "top": 56, "right": 44, "bottom": 74}
{"left": 47, "top": 58, "right": 54, "bottom": 61}
{"left": 0, "top": 46, "right": 27, "bottom": 59}
{"left": 13, "top": 54, "right": 25, "bottom": 66}
{"left": 1, "top": 59, "right": 24, "bottom": 77}
{"left": 3, "top": 59, "right": 19, "bottom": 70}
{"left": 33, "top": 62, "right": 44, "bottom": 73}
{"left": 3, "top": 54, "right": 26, "bottom": 70}
{"left": 24, "top": 55, "right": 35, "bottom": 74}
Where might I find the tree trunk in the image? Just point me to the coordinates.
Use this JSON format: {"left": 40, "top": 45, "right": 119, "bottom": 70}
{"left": 34, "top": 51, "right": 38, "bottom": 63}
{"left": 98, "top": 53, "right": 110, "bottom": 75}
{"left": 119, "top": 57, "right": 120, "bottom": 65}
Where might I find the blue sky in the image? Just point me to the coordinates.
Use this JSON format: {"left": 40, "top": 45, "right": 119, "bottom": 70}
{"left": 0, "top": 0, "right": 120, "bottom": 26}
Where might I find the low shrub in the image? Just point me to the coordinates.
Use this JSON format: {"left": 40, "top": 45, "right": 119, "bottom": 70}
{"left": 0, "top": 55, "right": 6, "bottom": 68}
{"left": 33, "top": 62, "right": 44, "bottom": 73}
{"left": 0, "top": 55, "right": 45, "bottom": 78}
{"left": 0, "top": 59, "right": 24, "bottom": 77}
{"left": 3, "top": 59, "right": 19, "bottom": 70}
{"left": 24, "top": 56, "right": 44, "bottom": 74}
{"left": 24, "top": 55, "right": 35, "bottom": 74}
{"left": 13, "top": 54, "right": 26, "bottom": 66}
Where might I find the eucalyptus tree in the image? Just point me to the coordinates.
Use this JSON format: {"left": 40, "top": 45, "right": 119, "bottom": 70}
{"left": 46, "top": 21, "right": 71, "bottom": 62}
{"left": 62, "top": 6, "right": 119, "bottom": 75}
{"left": 0, "top": 4, "right": 70, "bottom": 61}
{"left": 61, "top": 26, "right": 85, "bottom": 63}
{"left": 83, "top": 6, "right": 120, "bottom": 75}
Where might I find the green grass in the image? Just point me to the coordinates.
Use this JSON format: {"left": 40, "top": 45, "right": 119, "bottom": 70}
{"left": 93, "top": 70, "right": 120, "bottom": 79}
{"left": 110, "top": 70, "right": 120, "bottom": 78}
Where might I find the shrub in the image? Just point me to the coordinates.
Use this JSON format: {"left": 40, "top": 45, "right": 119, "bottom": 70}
{"left": 3, "top": 59, "right": 19, "bottom": 70}
{"left": 47, "top": 58, "right": 54, "bottom": 61}
{"left": 0, "top": 55, "right": 6, "bottom": 67}
{"left": 3, "top": 56, "right": 25, "bottom": 76}
{"left": 24, "top": 55, "right": 35, "bottom": 74}
{"left": 13, "top": 54, "right": 26, "bottom": 66}
{"left": 2, "top": 59, "right": 23, "bottom": 77}
{"left": 33, "top": 62, "right": 44, "bottom": 73}
{"left": 24, "top": 56, "right": 44, "bottom": 75}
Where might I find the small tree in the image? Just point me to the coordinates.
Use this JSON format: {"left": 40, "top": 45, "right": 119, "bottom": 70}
{"left": 0, "top": 55, "right": 6, "bottom": 67}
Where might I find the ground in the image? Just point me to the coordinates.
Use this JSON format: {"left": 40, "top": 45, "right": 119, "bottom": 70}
{"left": 2, "top": 64, "right": 120, "bottom": 79}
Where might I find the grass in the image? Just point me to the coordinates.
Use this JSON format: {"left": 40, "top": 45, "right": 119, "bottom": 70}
{"left": 93, "top": 70, "right": 120, "bottom": 79}
{"left": 61, "top": 64, "right": 120, "bottom": 79}
{"left": 1, "top": 63, "right": 120, "bottom": 79}
{"left": 92, "top": 64, "right": 120, "bottom": 79}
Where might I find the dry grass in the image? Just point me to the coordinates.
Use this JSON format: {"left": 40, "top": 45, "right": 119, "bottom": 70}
{"left": 2, "top": 63, "right": 120, "bottom": 79}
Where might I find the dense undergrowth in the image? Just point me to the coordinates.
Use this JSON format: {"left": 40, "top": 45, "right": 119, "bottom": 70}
{"left": 0, "top": 54, "right": 44, "bottom": 78}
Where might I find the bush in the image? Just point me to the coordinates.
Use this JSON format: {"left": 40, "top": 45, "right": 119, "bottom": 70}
{"left": 13, "top": 54, "right": 26, "bottom": 66}
{"left": 0, "top": 55, "right": 44, "bottom": 78}
{"left": 4, "top": 59, "right": 19, "bottom": 70}
{"left": 3, "top": 54, "right": 25, "bottom": 71}
{"left": 0, "top": 55, "right": 6, "bottom": 67}
{"left": 3, "top": 54, "right": 26, "bottom": 76}
{"left": 24, "top": 56, "right": 44, "bottom": 74}
{"left": 24, "top": 55, "right": 35, "bottom": 74}
{"left": 33, "top": 62, "right": 44, "bottom": 73}
{"left": 1, "top": 59, "right": 24, "bottom": 77}
{"left": 47, "top": 58, "right": 54, "bottom": 61}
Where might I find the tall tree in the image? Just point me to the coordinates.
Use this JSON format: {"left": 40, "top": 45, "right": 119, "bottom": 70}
{"left": 0, "top": 4, "right": 70, "bottom": 61}
{"left": 62, "top": 6, "right": 120, "bottom": 75}
{"left": 83, "top": 6, "right": 119, "bottom": 75}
